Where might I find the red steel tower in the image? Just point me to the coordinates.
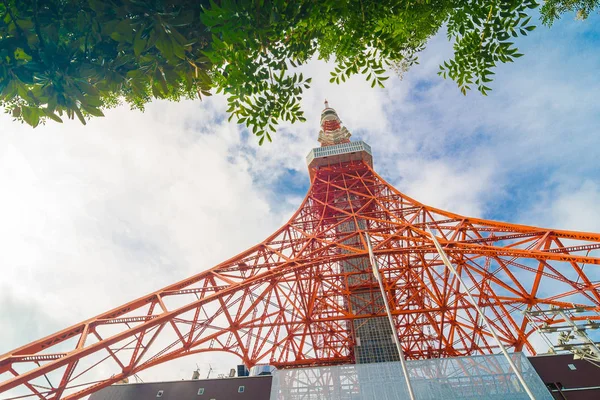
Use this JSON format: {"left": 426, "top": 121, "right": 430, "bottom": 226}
{"left": 2, "top": 104, "right": 600, "bottom": 399}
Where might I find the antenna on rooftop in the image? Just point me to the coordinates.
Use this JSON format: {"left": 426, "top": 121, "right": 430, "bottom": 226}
{"left": 206, "top": 364, "right": 213, "bottom": 379}
{"left": 191, "top": 364, "right": 200, "bottom": 380}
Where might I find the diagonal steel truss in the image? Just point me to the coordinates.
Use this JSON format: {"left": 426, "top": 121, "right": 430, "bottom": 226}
{"left": 1, "top": 160, "right": 600, "bottom": 400}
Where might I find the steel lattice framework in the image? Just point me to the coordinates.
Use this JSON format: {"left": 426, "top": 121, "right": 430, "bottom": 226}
{"left": 2, "top": 106, "right": 600, "bottom": 400}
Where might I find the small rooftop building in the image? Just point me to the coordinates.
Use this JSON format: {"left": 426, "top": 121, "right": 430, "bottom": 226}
{"left": 89, "top": 375, "right": 272, "bottom": 400}
{"left": 88, "top": 354, "right": 600, "bottom": 400}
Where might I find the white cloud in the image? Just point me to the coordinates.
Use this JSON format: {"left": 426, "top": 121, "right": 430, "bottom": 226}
{"left": 392, "top": 155, "right": 500, "bottom": 217}
{"left": 525, "top": 179, "right": 600, "bottom": 232}
{"left": 0, "top": 99, "right": 289, "bottom": 386}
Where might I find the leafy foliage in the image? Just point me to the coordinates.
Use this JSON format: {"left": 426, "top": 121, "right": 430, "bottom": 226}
{"left": 440, "top": 0, "right": 538, "bottom": 96}
{"left": 0, "top": 0, "right": 597, "bottom": 141}
{"left": 541, "top": 0, "right": 599, "bottom": 25}
{"left": 0, "top": 0, "right": 212, "bottom": 128}
{"left": 201, "top": 0, "right": 449, "bottom": 144}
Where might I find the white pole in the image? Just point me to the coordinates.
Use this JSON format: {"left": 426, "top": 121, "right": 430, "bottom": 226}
{"left": 522, "top": 308, "right": 559, "bottom": 352}
{"left": 426, "top": 227, "right": 536, "bottom": 400}
{"left": 365, "top": 233, "right": 416, "bottom": 400}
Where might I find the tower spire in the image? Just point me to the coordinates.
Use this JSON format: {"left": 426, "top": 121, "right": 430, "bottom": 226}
{"left": 318, "top": 100, "right": 351, "bottom": 146}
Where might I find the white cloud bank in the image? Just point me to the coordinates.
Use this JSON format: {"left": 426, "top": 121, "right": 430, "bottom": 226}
{"left": 0, "top": 98, "right": 290, "bottom": 382}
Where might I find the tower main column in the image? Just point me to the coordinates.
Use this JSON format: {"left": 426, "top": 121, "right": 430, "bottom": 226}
{"left": 307, "top": 103, "right": 400, "bottom": 364}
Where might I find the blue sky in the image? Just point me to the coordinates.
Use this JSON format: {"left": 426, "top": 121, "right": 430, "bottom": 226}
{"left": 243, "top": 12, "right": 600, "bottom": 227}
{"left": 1, "top": 10, "right": 599, "bottom": 387}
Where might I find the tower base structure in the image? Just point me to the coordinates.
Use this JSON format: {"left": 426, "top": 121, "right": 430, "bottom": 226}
{"left": 270, "top": 353, "right": 551, "bottom": 400}
{"left": 88, "top": 353, "right": 600, "bottom": 400}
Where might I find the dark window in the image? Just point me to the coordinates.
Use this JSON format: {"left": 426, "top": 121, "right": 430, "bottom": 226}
{"left": 197, "top": 387, "right": 204, "bottom": 395}
{"left": 238, "top": 385, "right": 245, "bottom": 393}
{"left": 156, "top": 390, "right": 164, "bottom": 397}
{"left": 546, "top": 382, "right": 564, "bottom": 391}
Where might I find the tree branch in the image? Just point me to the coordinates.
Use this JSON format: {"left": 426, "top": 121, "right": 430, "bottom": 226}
{"left": 33, "top": 0, "right": 47, "bottom": 52}
{"left": 2, "top": 0, "right": 24, "bottom": 34}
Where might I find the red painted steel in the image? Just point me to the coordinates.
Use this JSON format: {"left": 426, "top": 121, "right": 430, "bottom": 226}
{"left": 2, "top": 109, "right": 600, "bottom": 399}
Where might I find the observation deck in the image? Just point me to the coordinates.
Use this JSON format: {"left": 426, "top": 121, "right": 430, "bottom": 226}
{"left": 306, "top": 141, "right": 373, "bottom": 178}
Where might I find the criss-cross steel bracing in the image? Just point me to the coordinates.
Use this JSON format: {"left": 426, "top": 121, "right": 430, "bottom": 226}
{"left": 2, "top": 107, "right": 600, "bottom": 400}
{"left": 2, "top": 161, "right": 600, "bottom": 399}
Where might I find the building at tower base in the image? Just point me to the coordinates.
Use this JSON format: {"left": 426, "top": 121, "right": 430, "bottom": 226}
{"left": 89, "top": 354, "right": 600, "bottom": 400}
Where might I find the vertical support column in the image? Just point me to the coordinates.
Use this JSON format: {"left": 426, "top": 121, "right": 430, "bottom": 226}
{"left": 365, "top": 234, "right": 416, "bottom": 400}
{"left": 337, "top": 213, "right": 398, "bottom": 364}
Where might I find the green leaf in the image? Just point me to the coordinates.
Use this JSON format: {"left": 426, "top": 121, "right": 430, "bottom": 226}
{"left": 81, "top": 105, "right": 105, "bottom": 117}
{"left": 22, "top": 107, "right": 40, "bottom": 127}
{"left": 171, "top": 36, "right": 186, "bottom": 60}
{"left": 115, "top": 20, "right": 134, "bottom": 43}
{"left": 44, "top": 109, "right": 63, "bottom": 123}
{"left": 155, "top": 30, "right": 174, "bottom": 60}
{"left": 155, "top": 69, "right": 169, "bottom": 94}
{"left": 74, "top": 107, "right": 87, "bottom": 125}
{"left": 152, "top": 84, "right": 163, "bottom": 98}
{"left": 16, "top": 20, "right": 34, "bottom": 30}
{"left": 134, "top": 29, "right": 146, "bottom": 57}
{"left": 170, "top": 28, "right": 189, "bottom": 47}
{"left": 14, "top": 48, "right": 32, "bottom": 61}
{"left": 76, "top": 81, "right": 100, "bottom": 97}
{"left": 82, "top": 95, "right": 103, "bottom": 108}
{"left": 110, "top": 32, "right": 124, "bottom": 42}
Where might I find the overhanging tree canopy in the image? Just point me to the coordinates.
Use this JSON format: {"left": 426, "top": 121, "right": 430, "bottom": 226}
{"left": 0, "top": 0, "right": 597, "bottom": 143}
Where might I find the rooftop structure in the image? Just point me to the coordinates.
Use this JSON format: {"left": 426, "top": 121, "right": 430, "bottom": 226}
{"left": 88, "top": 354, "right": 600, "bottom": 399}
{"left": 89, "top": 376, "right": 272, "bottom": 400}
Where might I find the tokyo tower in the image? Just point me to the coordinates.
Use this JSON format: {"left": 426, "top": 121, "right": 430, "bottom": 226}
{"left": 1, "top": 103, "right": 600, "bottom": 400}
